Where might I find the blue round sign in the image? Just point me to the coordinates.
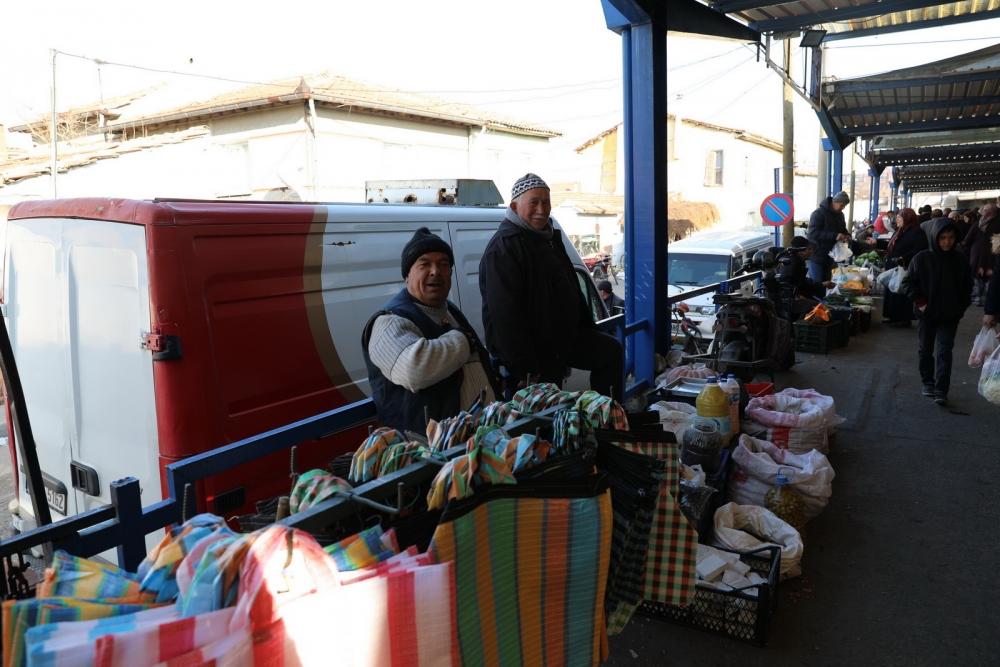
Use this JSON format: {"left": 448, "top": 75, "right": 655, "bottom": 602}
{"left": 760, "top": 193, "right": 794, "bottom": 227}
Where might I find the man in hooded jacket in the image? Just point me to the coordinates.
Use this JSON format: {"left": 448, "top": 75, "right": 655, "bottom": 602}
{"left": 900, "top": 217, "right": 974, "bottom": 405}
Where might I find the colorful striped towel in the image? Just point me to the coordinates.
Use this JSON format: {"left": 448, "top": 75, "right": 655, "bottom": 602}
{"left": 37, "top": 553, "right": 148, "bottom": 602}
{"left": 426, "top": 412, "right": 475, "bottom": 453}
{"left": 288, "top": 469, "right": 353, "bottom": 514}
{"left": 349, "top": 428, "right": 403, "bottom": 483}
{"left": 428, "top": 476, "right": 613, "bottom": 667}
{"left": 137, "top": 514, "right": 230, "bottom": 603}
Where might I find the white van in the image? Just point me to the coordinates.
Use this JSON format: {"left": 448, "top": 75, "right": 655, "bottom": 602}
{"left": 2, "top": 198, "right": 607, "bottom": 553}
{"left": 668, "top": 230, "right": 775, "bottom": 338}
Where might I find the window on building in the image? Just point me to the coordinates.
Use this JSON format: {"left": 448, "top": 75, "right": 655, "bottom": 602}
{"left": 704, "top": 150, "right": 723, "bottom": 186}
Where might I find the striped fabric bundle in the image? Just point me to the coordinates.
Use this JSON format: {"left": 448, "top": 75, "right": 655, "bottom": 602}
{"left": 348, "top": 427, "right": 403, "bottom": 483}
{"left": 288, "top": 469, "right": 352, "bottom": 514}
{"left": 379, "top": 442, "right": 433, "bottom": 477}
{"left": 426, "top": 446, "right": 517, "bottom": 511}
{"left": 474, "top": 401, "right": 522, "bottom": 428}
{"left": 575, "top": 391, "right": 630, "bottom": 431}
{"left": 474, "top": 426, "right": 552, "bottom": 475}
{"left": 37, "top": 553, "right": 149, "bottom": 602}
{"left": 2, "top": 598, "right": 162, "bottom": 667}
{"left": 92, "top": 606, "right": 236, "bottom": 667}
{"left": 137, "top": 514, "right": 231, "bottom": 603}
{"left": 426, "top": 412, "right": 475, "bottom": 452}
{"left": 552, "top": 408, "right": 596, "bottom": 455}
{"left": 428, "top": 476, "right": 613, "bottom": 667}
{"left": 176, "top": 531, "right": 260, "bottom": 618}
{"left": 323, "top": 525, "right": 400, "bottom": 571}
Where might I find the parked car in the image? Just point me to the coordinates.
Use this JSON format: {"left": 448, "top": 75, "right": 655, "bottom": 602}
{"left": 2, "top": 197, "right": 607, "bottom": 554}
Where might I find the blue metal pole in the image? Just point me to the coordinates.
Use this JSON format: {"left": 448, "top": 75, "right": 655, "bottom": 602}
{"left": 832, "top": 149, "right": 843, "bottom": 196}
{"left": 872, "top": 170, "right": 881, "bottom": 222}
{"left": 621, "top": 27, "right": 635, "bottom": 380}
{"left": 626, "top": 20, "right": 668, "bottom": 390}
{"left": 826, "top": 151, "right": 833, "bottom": 198}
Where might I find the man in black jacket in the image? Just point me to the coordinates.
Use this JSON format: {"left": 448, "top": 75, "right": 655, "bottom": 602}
{"left": 807, "top": 190, "right": 853, "bottom": 283}
{"left": 480, "top": 173, "right": 623, "bottom": 400}
{"left": 900, "top": 217, "right": 974, "bottom": 405}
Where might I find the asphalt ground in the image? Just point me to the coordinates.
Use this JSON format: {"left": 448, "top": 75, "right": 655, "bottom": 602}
{"left": 608, "top": 301, "right": 1000, "bottom": 666}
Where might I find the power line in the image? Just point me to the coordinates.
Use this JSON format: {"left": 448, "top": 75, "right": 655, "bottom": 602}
{"left": 827, "top": 36, "right": 1000, "bottom": 49}
{"left": 669, "top": 52, "right": 757, "bottom": 98}
{"left": 668, "top": 46, "right": 744, "bottom": 72}
{"left": 53, "top": 50, "right": 621, "bottom": 97}
{"left": 703, "top": 70, "right": 773, "bottom": 121}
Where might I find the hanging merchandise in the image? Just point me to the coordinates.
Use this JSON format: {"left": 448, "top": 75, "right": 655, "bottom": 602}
{"left": 428, "top": 475, "right": 613, "bottom": 667}
{"left": 137, "top": 514, "right": 234, "bottom": 604}
{"left": 289, "top": 469, "right": 353, "bottom": 514}
{"left": 36, "top": 552, "right": 151, "bottom": 602}
{"left": 323, "top": 525, "right": 399, "bottom": 570}
{"left": 427, "top": 411, "right": 476, "bottom": 452}
{"left": 696, "top": 377, "right": 731, "bottom": 446}
{"left": 349, "top": 427, "right": 404, "bottom": 483}
{"left": 426, "top": 444, "right": 517, "bottom": 510}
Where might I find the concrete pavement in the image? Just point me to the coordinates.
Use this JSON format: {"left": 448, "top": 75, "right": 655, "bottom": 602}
{"left": 608, "top": 303, "right": 1000, "bottom": 666}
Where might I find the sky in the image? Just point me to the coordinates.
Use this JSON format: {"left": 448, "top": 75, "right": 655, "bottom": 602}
{"left": 0, "top": 0, "right": 626, "bottom": 162}
{"left": 667, "top": 20, "right": 1000, "bottom": 173}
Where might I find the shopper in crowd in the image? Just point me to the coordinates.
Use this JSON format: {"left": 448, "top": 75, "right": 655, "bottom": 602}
{"left": 931, "top": 209, "right": 943, "bottom": 219}
{"left": 875, "top": 208, "right": 928, "bottom": 328}
{"left": 597, "top": 280, "right": 625, "bottom": 317}
{"left": 964, "top": 203, "right": 1000, "bottom": 307}
{"left": 983, "top": 236, "right": 1000, "bottom": 334}
{"left": 921, "top": 212, "right": 946, "bottom": 246}
{"left": 854, "top": 224, "right": 876, "bottom": 243}
{"left": 778, "top": 237, "right": 835, "bottom": 317}
{"left": 806, "top": 190, "right": 853, "bottom": 283}
{"left": 901, "top": 218, "right": 973, "bottom": 405}
{"left": 362, "top": 228, "right": 500, "bottom": 432}
{"left": 944, "top": 207, "right": 952, "bottom": 218}
{"left": 480, "top": 173, "right": 623, "bottom": 400}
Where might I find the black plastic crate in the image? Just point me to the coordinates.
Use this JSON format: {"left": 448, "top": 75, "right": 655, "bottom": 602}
{"left": 639, "top": 545, "right": 781, "bottom": 646}
{"left": 793, "top": 320, "right": 847, "bottom": 354}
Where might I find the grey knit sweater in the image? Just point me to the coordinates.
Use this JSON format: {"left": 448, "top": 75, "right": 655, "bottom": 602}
{"left": 367, "top": 303, "right": 495, "bottom": 410}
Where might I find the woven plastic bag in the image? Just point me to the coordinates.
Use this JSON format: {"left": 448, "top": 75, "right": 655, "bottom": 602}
{"left": 713, "top": 502, "right": 804, "bottom": 579}
{"left": 978, "top": 346, "right": 1000, "bottom": 405}
{"left": 774, "top": 388, "right": 846, "bottom": 435}
{"left": 969, "top": 326, "right": 1000, "bottom": 368}
{"left": 746, "top": 394, "right": 827, "bottom": 430}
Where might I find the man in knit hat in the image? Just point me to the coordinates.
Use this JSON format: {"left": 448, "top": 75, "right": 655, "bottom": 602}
{"left": 362, "top": 227, "right": 500, "bottom": 433}
{"left": 479, "top": 173, "right": 624, "bottom": 400}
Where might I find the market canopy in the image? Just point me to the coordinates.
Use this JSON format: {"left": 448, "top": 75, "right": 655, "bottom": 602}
{"left": 669, "top": 0, "right": 1000, "bottom": 42}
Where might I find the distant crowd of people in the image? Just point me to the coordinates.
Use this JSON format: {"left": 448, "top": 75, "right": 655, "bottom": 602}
{"left": 806, "top": 191, "right": 1000, "bottom": 406}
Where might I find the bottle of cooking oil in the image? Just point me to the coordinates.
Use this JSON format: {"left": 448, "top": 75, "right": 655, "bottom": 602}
{"left": 724, "top": 374, "right": 741, "bottom": 438}
{"left": 696, "top": 377, "right": 731, "bottom": 447}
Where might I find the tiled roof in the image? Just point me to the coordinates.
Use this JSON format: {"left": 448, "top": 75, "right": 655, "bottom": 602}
{"left": 551, "top": 192, "right": 623, "bottom": 215}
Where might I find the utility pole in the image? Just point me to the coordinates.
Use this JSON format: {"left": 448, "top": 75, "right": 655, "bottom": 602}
{"left": 50, "top": 49, "right": 58, "bottom": 199}
{"left": 781, "top": 39, "right": 794, "bottom": 246}
{"left": 848, "top": 148, "right": 856, "bottom": 225}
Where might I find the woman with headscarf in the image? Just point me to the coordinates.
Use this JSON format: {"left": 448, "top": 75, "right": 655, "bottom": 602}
{"left": 964, "top": 203, "right": 1000, "bottom": 306}
{"left": 874, "top": 207, "right": 928, "bottom": 327}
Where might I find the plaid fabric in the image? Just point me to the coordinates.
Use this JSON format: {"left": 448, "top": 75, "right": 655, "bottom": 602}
{"left": 426, "top": 447, "right": 517, "bottom": 511}
{"left": 428, "top": 480, "right": 613, "bottom": 667}
{"left": 37, "top": 553, "right": 149, "bottom": 602}
{"left": 289, "top": 469, "right": 353, "bottom": 514}
{"left": 137, "top": 514, "right": 231, "bottom": 603}
{"left": 349, "top": 427, "right": 404, "bottom": 482}
{"left": 380, "top": 442, "right": 433, "bottom": 476}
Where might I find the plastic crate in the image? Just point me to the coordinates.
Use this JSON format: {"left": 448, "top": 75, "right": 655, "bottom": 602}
{"left": 793, "top": 320, "right": 847, "bottom": 354}
{"left": 639, "top": 545, "right": 781, "bottom": 646}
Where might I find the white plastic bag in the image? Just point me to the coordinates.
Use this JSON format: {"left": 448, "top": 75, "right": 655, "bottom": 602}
{"left": 650, "top": 401, "right": 698, "bottom": 440}
{"left": 728, "top": 434, "right": 834, "bottom": 521}
{"left": 828, "top": 240, "right": 853, "bottom": 263}
{"left": 969, "top": 326, "right": 1000, "bottom": 368}
{"left": 878, "top": 265, "right": 903, "bottom": 293}
{"left": 713, "top": 502, "right": 804, "bottom": 578}
{"left": 978, "top": 346, "right": 1000, "bottom": 405}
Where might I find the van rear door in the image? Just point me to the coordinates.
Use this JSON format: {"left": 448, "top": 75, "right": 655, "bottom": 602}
{"left": 6, "top": 218, "right": 159, "bottom": 550}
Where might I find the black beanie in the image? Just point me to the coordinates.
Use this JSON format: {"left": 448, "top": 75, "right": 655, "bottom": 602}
{"left": 401, "top": 227, "right": 455, "bottom": 278}
{"left": 597, "top": 280, "right": 613, "bottom": 293}
{"left": 790, "top": 236, "right": 810, "bottom": 249}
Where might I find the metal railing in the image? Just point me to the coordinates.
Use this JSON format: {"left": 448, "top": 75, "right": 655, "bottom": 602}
{"left": 0, "top": 395, "right": 571, "bottom": 589}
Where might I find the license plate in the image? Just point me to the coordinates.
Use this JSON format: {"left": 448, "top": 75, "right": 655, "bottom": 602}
{"left": 46, "top": 487, "right": 67, "bottom": 515}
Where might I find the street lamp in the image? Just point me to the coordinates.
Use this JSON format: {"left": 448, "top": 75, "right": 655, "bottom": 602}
{"left": 800, "top": 29, "right": 827, "bottom": 48}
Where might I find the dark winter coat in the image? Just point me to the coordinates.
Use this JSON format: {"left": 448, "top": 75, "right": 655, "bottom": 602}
{"left": 985, "top": 238, "right": 1000, "bottom": 317}
{"left": 900, "top": 219, "right": 974, "bottom": 325}
{"left": 479, "top": 217, "right": 596, "bottom": 375}
{"left": 603, "top": 292, "right": 625, "bottom": 316}
{"left": 777, "top": 252, "right": 826, "bottom": 300}
{"left": 964, "top": 215, "right": 1000, "bottom": 277}
{"left": 806, "top": 198, "right": 849, "bottom": 270}
{"left": 878, "top": 225, "right": 928, "bottom": 268}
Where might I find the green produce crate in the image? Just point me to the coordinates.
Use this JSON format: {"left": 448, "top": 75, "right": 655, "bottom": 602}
{"left": 793, "top": 320, "right": 848, "bottom": 354}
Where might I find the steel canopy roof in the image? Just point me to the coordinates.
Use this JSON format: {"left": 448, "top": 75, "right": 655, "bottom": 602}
{"left": 707, "top": 0, "right": 1000, "bottom": 40}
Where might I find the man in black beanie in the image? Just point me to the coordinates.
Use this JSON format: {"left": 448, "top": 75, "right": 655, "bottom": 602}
{"left": 362, "top": 228, "right": 500, "bottom": 433}
{"left": 479, "top": 173, "right": 624, "bottom": 400}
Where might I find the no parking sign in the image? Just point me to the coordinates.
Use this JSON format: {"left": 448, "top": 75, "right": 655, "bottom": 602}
{"left": 760, "top": 193, "right": 794, "bottom": 226}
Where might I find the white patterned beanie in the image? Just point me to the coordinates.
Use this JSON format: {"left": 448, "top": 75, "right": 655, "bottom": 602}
{"left": 511, "top": 173, "right": 549, "bottom": 201}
